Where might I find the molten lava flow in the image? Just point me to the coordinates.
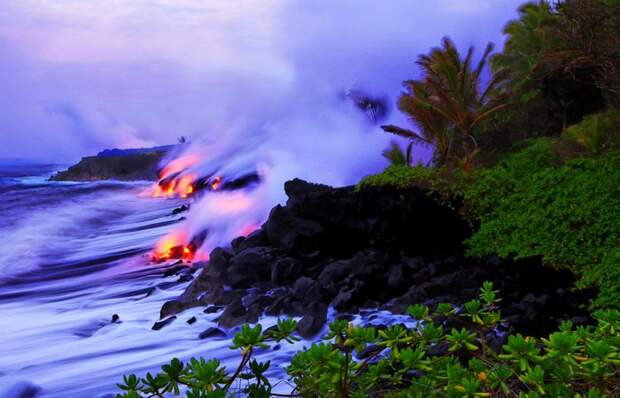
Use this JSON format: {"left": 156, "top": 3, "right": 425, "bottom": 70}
{"left": 151, "top": 174, "right": 196, "bottom": 199}
{"left": 149, "top": 153, "right": 201, "bottom": 199}
{"left": 153, "top": 232, "right": 195, "bottom": 262}
{"left": 210, "top": 176, "right": 222, "bottom": 191}
{"left": 166, "top": 182, "right": 175, "bottom": 196}
{"left": 177, "top": 175, "right": 195, "bottom": 198}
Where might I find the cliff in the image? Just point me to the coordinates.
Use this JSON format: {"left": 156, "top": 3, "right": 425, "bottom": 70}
{"left": 50, "top": 150, "right": 167, "bottom": 181}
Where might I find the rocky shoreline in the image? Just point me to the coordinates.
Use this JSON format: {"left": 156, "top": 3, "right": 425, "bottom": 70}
{"left": 50, "top": 148, "right": 169, "bottom": 181}
{"left": 161, "top": 179, "right": 591, "bottom": 339}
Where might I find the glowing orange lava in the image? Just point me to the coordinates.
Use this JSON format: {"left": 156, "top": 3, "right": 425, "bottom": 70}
{"left": 210, "top": 176, "right": 222, "bottom": 191}
{"left": 150, "top": 153, "right": 201, "bottom": 199}
{"left": 177, "top": 175, "right": 196, "bottom": 198}
{"left": 153, "top": 232, "right": 194, "bottom": 262}
{"left": 151, "top": 174, "right": 196, "bottom": 199}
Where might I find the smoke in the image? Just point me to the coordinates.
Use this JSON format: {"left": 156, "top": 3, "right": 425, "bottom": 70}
{"left": 143, "top": 0, "right": 525, "bottom": 257}
{"left": 0, "top": 0, "right": 522, "bottom": 162}
{"left": 0, "top": 0, "right": 523, "bottom": 253}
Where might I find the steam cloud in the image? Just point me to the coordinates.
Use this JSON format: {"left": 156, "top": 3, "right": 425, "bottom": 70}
{"left": 0, "top": 0, "right": 523, "bottom": 254}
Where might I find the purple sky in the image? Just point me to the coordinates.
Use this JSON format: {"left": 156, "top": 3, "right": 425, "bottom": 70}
{"left": 0, "top": 0, "right": 523, "bottom": 163}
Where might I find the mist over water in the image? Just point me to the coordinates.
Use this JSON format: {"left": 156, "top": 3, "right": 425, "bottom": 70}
{"left": 0, "top": 166, "right": 416, "bottom": 397}
{"left": 0, "top": 168, "right": 293, "bottom": 397}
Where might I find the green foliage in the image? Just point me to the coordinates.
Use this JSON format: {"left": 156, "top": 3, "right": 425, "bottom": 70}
{"left": 465, "top": 141, "right": 620, "bottom": 307}
{"left": 116, "top": 319, "right": 299, "bottom": 398}
{"left": 356, "top": 164, "right": 468, "bottom": 205}
{"left": 462, "top": 138, "right": 562, "bottom": 219}
{"left": 290, "top": 283, "right": 620, "bottom": 397}
{"left": 491, "top": 1, "right": 558, "bottom": 104}
{"left": 382, "top": 141, "right": 414, "bottom": 166}
{"left": 382, "top": 37, "right": 509, "bottom": 169}
{"left": 493, "top": 0, "right": 620, "bottom": 136}
{"left": 357, "top": 164, "right": 437, "bottom": 191}
{"left": 119, "top": 284, "right": 620, "bottom": 397}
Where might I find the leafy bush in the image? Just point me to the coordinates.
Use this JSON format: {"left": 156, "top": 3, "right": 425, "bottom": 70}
{"left": 357, "top": 165, "right": 438, "bottom": 191}
{"left": 116, "top": 320, "right": 298, "bottom": 398}
{"left": 356, "top": 164, "right": 468, "bottom": 205}
{"left": 465, "top": 144, "right": 620, "bottom": 308}
{"left": 118, "top": 283, "right": 620, "bottom": 397}
{"left": 462, "top": 138, "right": 562, "bottom": 220}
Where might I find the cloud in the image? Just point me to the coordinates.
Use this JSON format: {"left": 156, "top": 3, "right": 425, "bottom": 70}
{"left": 0, "top": 0, "right": 522, "bottom": 162}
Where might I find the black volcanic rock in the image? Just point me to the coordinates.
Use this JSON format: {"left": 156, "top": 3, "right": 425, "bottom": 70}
{"left": 297, "top": 302, "right": 328, "bottom": 339}
{"left": 217, "top": 298, "right": 261, "bottom": 328}
{"left": 162, "top": 179, "right": 591, "bottom": 338}
{"left": 199, "top": 327, "right": 227, "bottom": 339}
{"left": 204, "top": 305, "right": 223, "bottom": 314}
{"left": 172, "top": 205, "right": 190, "bottom": 215}
{"left": 291, "top": 276, "right": 322, "bottom": 302}
{"left": 271, "top": 257, "right": 303, "bottom": 285}
{"left": 225, "top": 247, "right": 279, "bottom": 288}
{"left": 152, "top": 316, "right": 177, "bottom": 331}
{"left": 231, "top": 230, "right": 269, "bottom": 254}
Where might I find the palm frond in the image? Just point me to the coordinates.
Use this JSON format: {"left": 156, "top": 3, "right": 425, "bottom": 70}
{"left": 383, "top": 37, "right": 509, "bottom": 170}
{"left": 380, "top": 125, "right": 430, "bottom": 145}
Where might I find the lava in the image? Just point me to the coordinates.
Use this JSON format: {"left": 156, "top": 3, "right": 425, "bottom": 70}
{"left": 152, "top": 232, "right": 194, "bottom": 262}
{"left": 151, "top": 174, "right": 197, "bottom": 199}
{"left": 210, "top": 176, "right": 222, "bottom": 191}
{"left": 152, "top": 230, "right": 209, "bottom": 263}
{"left": 177, "top": 175, "right": 196, "bottom": 198}
{"left": 149, "top": 153, "right": 202, "bottom": 199}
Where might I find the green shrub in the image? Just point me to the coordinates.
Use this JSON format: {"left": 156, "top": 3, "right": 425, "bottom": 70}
{"left": 117, "top": 283, "right": 620, "bottom": 397}
{"left": 563, "top": 110, "right": 620, "bottom": 156}
{"left": 462, "top": 139, "right": 562, "bottom": 220}
{"left": 357, "top": 164, "right": 468, "bottom": 205}
{"left": 116, "top": 320, "right": 298, "bottom": 398}
{"left": 357, "top": 164, "right": 437, "bottom": 191}
{"left": 361, "top": 134, "right": 619, "bottom": 308}
{"left": 465, "top": 146, "right": 620, "bottom": 308}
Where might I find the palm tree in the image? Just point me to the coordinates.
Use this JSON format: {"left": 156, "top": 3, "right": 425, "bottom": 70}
{"left": 382, "top": 141, "right": 414, "bottom": 166}
{"left": 491, "top": 1, "right": 557, "bottom": 99}
{"left": 382, "top": 37, "right": 509, "bottom": 168}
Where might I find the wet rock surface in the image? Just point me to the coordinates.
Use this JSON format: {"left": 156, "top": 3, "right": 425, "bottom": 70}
{"left": 199, "top": 327, "right": 227, "bottom": 339}
{"left": 152, "top": 316, "right": 177, "bottom": 331}
{"left": 162, "top": 179, "right": 591, "bottom": 337}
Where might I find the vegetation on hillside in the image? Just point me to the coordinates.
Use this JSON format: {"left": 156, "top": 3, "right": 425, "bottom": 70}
{"left": 465, "top": 143, "right": 620, "bottom": 308}
{"left": 364, "top": 0, "right": 620, "bottom": 309}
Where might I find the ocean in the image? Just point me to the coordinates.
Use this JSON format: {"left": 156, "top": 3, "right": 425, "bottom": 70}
{"left": 0, "top": 163, "right": 410, "bottom": 397}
